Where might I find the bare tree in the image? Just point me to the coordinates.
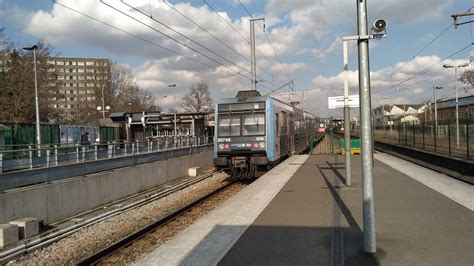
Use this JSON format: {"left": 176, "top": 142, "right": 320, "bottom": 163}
{"left": 105, "top": 62, "right": 156, "bottom": 113}
{"left": 181, "top": 83, "right": 213, "bottom": 113}
{"left": 459, "top": 69, "right": 474, "bottom": 92}
{"left": 0, "top": 33, "right": 57, "bottom": 123}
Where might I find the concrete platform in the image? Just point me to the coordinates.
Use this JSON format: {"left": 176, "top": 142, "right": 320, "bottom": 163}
{"left": 137, "top": 152, "right": 473, "bottom": 265}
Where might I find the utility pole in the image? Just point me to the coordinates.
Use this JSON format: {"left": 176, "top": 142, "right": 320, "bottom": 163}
{"left": 249, "top": 18, "right": 264, "bottom": 91}
{"left": 433, "top": 86, "right": 443, "bottom": 138}
{"left": 343, "top": 39, "right": 351, "bottom": 186}
{"left": 357, "top": 0, "right": 376, "bottom": 253}
{"left": 443, "top": 62, "right": 470, "bottom": 149}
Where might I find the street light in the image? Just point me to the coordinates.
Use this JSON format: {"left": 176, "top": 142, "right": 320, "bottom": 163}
{"left": 22, "top": 45, "right": 41, "bottom": 154}
{"left": 443, "top": 61, "right": 470, "bottom": 149}
{"left": 433, "top": 86, "right": 444, "bottom": 151}
{"left": 97, "top": 105, "right": 111, "bottom": 118}
{"left": 168, "top": 84, "right": 177, "bottom": 106}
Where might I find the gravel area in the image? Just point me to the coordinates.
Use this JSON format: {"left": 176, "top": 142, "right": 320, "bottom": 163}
{"left": 100, "top": 182, "right": 247, "bottom": 264}
{"left": 9, "top": 172, "right": 232, "bottom": 265}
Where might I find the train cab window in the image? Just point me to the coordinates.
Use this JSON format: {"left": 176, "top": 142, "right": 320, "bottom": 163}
{"left": 218, "top": 115, "right": 240, "bottom": 136}
{"left": 242, "top": 113, "right": 265, "bottom": 136}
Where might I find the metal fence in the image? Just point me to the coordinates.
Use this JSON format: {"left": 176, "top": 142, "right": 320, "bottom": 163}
{"left": 0, "top": 135, "right": 211, "bottom": 173}
{"left": 374, "top": 118, "right": 473, "bottom": 160}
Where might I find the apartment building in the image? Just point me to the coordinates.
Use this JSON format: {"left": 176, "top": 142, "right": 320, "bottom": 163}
{"left": 45, "top": 57, "right": 111, "bottom": 120}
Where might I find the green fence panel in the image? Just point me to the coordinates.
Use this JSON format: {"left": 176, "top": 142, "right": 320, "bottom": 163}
{"left": 13, "top": 124, "right": 35, "bottom": 145}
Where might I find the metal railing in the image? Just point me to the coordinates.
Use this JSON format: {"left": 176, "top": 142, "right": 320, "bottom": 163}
{"left": 0, "top": 135, "right": 211, "bottom": 173}
{"left": 374, "top": 118, "right": 473, "bottom": 160}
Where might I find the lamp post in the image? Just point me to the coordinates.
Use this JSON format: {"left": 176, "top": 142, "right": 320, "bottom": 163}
{"left": 168, "top": 84, "right": 176, "bottom": 106}
{"left": 383, "top": 97, "right": 396, "bottom": 134}
{"left": 443, "top": 61, "right": 470, "bottom": 149}
{"left": 96, "top": 105, "right": 111, "bottom": 119}
{"left": 433, "top": 86, "right": 444, "bottom": 148}
{"left": 22, "top": 45, "right": 41, "bottom": 154}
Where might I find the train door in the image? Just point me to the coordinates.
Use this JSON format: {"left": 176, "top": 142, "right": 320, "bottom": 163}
{"left": 280, "top": 111, "right": 288, "bottom": 157}
{"left": 289, "top": 113, "right": 295, "bottom": 155}
{"left": 275, "top": 113, "right": 280, "bottom": 159}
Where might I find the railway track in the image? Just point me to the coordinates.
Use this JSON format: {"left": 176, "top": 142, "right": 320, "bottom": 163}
{"left": 0, "top": 170, "right": 222, "bottom": 264}
{"left": 75, "top": 179, "right": 237, "bottom": 265}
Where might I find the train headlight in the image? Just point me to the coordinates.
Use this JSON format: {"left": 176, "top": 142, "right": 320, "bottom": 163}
{"left": 224, "top": 144, "right": 230, "bottom": 149}
{"left": 259, "top": 142, "right": 265, "bottom": 148}
{"left": 218, "top": 143, "right": 224, "bottom": 150}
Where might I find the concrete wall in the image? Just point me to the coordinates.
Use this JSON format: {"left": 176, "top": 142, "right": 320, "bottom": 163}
{"left": 0, "top": 150, "right": 213, "bottom": 224}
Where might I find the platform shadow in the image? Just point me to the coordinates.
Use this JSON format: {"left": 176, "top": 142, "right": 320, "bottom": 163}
{"left": 316, "top": 162, "right": 384, "bottom": 266}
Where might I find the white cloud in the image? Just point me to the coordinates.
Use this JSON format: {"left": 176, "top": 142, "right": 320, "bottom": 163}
{"left": 306, "top": 55, "right": 470, "bottom": 117}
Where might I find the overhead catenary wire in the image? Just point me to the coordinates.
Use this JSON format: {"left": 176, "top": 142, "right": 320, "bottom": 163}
{"left": 161, "top": 1, "right": 277, "bottom": 82}
{"left": 121, "top": 0, "right": 252, "bottom": 76}
{"left": 53, "top": 1, "right": 215, "bottom": 70}
{"left": 378, "top": 6, "right": 473, "bottom": 87}
{"left": 374, "top": 43, "right": 473, "bottom": 96}
{"left": 203, "top": 0, "right": 289, "bottom": 82}
{"left": 100, "top": 0, "right": 253, "bottom": 82}
{"left": 162, "top": 1, "right": 249, "bottom": 63}
{"left": 238, "top": 1, "right": 291, "bottom": 80}
{"left": 54, "top": 1, "right": 284, "bottom": 98}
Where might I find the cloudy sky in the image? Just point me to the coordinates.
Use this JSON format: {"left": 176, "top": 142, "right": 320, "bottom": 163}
{"left": 1, "top": 0, "right": 473, "bottom": 116}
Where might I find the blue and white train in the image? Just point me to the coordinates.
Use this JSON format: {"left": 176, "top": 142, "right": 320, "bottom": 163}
{"left": 213, "top": 90, "right": 318, "bottom": 179}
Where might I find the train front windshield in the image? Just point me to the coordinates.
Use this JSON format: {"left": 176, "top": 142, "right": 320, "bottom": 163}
{"left": 242, "top": 113, "right": 265, "bottom": 135}
{"left": 217, "top": 102, "right": 266, "bottom": 137}
{"left": 218, "top": 115, "right": 240, "bottom": 136}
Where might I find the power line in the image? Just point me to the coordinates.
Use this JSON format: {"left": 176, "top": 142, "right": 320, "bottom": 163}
{"left": 53, "top": 1, "right": 214, "bottom": 69}
{"left": 237, "top": 0, "right": 291, "bottom": 80}
{"left": 372, "top": 47, "right": 472, "bottom": 103}
{"left": 203, "top": 0, "right": 289, "bottom": 81}
{"left": 159, "top": 0, "right": 277, "bottom": 85}
{"left": 162, "top": 1, "right": 249, "bottom": 63}
{"left": 121, "top": 0, "right": 252, "bottom": 76}
{"left": 391, "top": 43, "right": 472, "bottom": 88}
{"left": 100, "top": 0, "right": 252, "bottom": 82}
{"left": 382, "top": 23, "right": 453, "bottom": 84}
{"left": 203, "top": 0, "right": 250, "bottom": 43}
{"left": 379, "top": 6, "right": 473, "bottom": 86}
{"left": 56, "top": 1, "right": 285, "bottom": 98}
{"left": 374, "top": 43, "right": 473, "bottom": 95}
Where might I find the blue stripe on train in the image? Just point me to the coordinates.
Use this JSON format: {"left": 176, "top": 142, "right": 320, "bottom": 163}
{"left": 266, "top": 97, "right": 275, "bottom": 161}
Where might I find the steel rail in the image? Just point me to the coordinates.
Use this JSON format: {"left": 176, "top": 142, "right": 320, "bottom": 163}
{"left": 76, "top": 180, "right": 235, "bottom": 265}
{"left": 0, "top": 171, "right": 217, "bottom": 264}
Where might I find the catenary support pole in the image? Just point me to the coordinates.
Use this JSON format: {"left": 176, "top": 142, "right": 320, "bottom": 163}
{"left": 250, "top": 19, "right": 257, "bottom": 91}
{"left": 343, "top": 40, "right": 351, "bottom": 186}
{"left": 454, "top": 66, "right": 459, "bottom": 149}
{"left": 356, "top": 0, "right": 376, "bottom": 253}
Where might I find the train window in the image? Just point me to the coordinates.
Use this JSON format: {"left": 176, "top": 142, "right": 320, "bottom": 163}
{"left": 275, "top": 113, "right": 279, "bottom": 137}
{"left": 281, "top": 111, "right": 288, "bottom": 135}
{"left": 218, "top": 115, "right": 240, "bottom": 136}
{"left": 242, "top": 113, "right": 265, "bottom": 136}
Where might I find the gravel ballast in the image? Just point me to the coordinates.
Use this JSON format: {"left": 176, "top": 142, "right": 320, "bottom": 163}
{"left": 9, "top": 172, "right": 235, "bottom": 265}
